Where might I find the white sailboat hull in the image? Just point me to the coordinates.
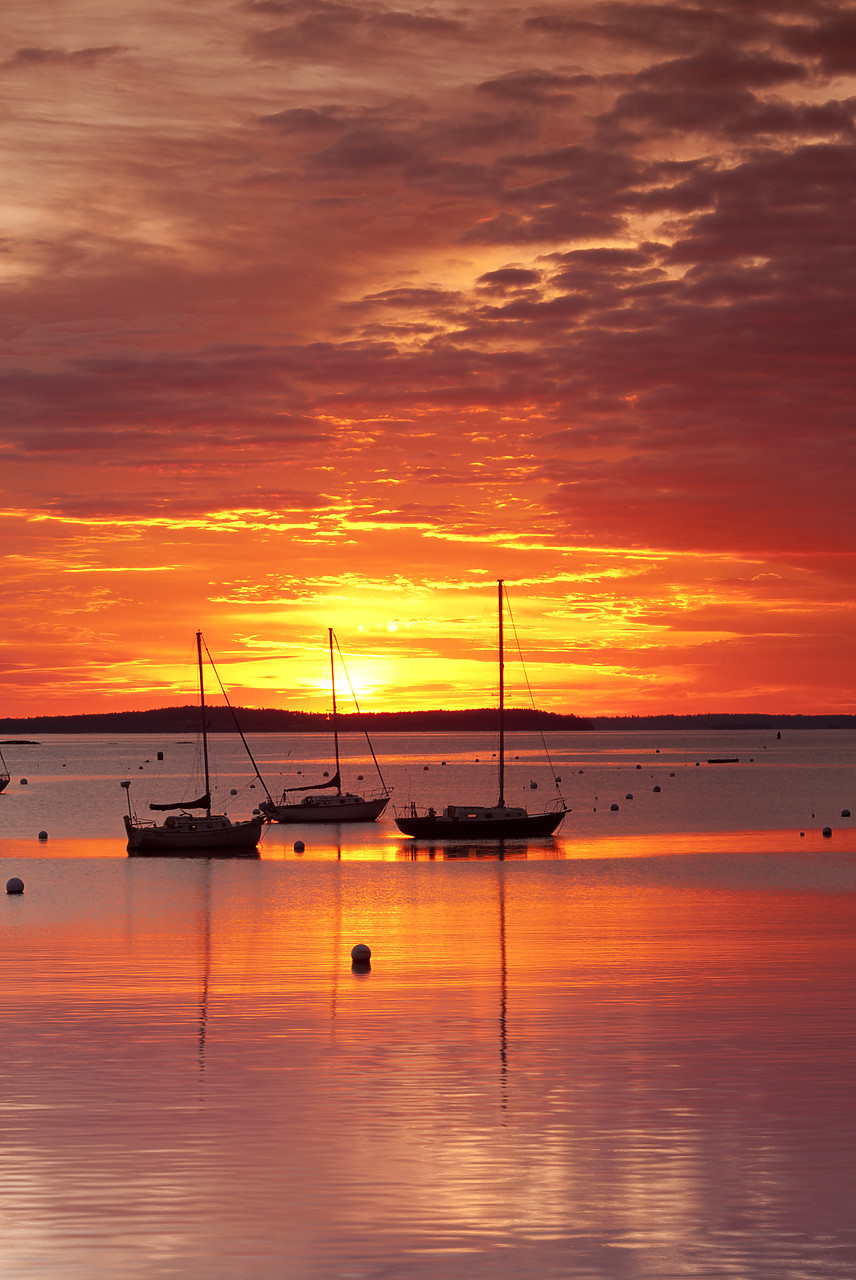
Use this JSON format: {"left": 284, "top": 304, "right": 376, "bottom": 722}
{"left": 261, "top": 793, "right": 389, "bottom": 824}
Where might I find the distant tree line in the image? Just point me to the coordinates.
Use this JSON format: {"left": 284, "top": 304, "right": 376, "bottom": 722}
{"left": 590, "top": 713, "right": 856, "bottom": 729}
{"left": 2, "top": 708, "right": 852, "bottom": 737}
{"left": 0, "top": 706, "right": 594, "bottom": 734}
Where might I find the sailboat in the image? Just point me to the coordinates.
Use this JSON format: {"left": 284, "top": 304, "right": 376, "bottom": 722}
{"left": 260, "top": 628, "right": 390, "bottom": 824}
{"left": 395, "top": 581, "right": 568, "bottom": 839}
{"left": 122, "top": 632, "right": 265, "bottom": 854}
{"left": 0, "top": 748, "right": 10, "bottom": 794}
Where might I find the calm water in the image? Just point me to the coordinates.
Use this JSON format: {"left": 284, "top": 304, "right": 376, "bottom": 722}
{"left": 1, "top": 732, "right": 856, "bottom": 1277}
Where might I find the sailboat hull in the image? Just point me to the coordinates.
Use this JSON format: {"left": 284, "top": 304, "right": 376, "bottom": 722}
{"left": 124, "top": 813, "right": 263, "bottom": 853}
{"left": 0, "top": 776, "right": 9, "bottom": 795}
{"left": 395, "top": 807, "right": 567, "bottom": 839}
{"left": 261, "top": 794, "right": 389, "bottom": 824}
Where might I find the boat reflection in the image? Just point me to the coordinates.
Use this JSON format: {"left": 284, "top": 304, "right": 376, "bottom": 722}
{"left": 128, "top": 847, "right": 260, "bottom": 860}
{"left": 401, "top": 839, "right": 532, "bottom": 860}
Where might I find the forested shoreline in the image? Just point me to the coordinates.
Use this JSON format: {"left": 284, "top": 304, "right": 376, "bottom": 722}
{"left": 2, "top": 708, "right": 853, "bottom": 736}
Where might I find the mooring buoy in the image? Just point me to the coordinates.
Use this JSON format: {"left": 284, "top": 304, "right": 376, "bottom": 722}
{"left": 6, "top": 877, "right": 24, "bottom": 895}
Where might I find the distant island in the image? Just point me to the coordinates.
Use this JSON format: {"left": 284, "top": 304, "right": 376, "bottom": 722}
{"left": 590, "top": 713, "right": 856, "bottom": 730}
{"left": 0, "top": 706, "right": 592, "bottom": 734}
{"left": 0, "top": 709, "right": 853, "bottom": 735}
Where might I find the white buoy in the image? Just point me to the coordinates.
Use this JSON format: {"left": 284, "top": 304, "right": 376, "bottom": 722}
{"left": 38, "top": 830, "right": 48, "bottom": 840}
{"left": 351, "top": 943, "right": 371, "bottom": 962}
{"left": 294, "top": 840, "right": 305, "bottom": 852}
{"left": 6, "top": 877, "right": 24, "bottom": 894}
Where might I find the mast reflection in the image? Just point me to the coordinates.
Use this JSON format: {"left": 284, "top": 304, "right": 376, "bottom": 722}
{"left": 497, "top": 861, "right": 508, "bottom": 1111}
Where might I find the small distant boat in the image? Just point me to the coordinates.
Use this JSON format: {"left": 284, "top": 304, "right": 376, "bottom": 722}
{"left": 0, "top": 748, "right": 10, "bottom": 794}
{"left": 707, "top": 758, "right": 740, "bottom": 764}
{"left": 122, "top": 632, "right": 264, "bottom": 854}
{"left": 260, "top": 629, "right": 390, "bottom": 824}
{"left": 395, "top": 581, "right": 568, "bottom": 840}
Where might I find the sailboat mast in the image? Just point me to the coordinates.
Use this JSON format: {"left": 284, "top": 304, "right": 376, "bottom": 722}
{"left": 329, "top": 628, "right": 342, "bottom": 795}
{"left": 196, "top": 630, "right": 211, "bottom": 817}
{"left": 498, "top": 579, "right": 505, "bottom": 807}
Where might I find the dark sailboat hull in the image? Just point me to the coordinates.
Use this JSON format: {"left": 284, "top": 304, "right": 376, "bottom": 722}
{"left": 395, "top": 809, "right": 567, "bottom": 839}
{"left": 124, "top": 813, "right": 263, "bottom": 853}
{"left": 121, "top": 633, "right": 265, "bottom": 856}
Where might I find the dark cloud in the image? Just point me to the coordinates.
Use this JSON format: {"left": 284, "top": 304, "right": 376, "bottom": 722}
{"left": 257, "top": 105, "right": 350, "bottom": 133}
{"left": 247, "top": 0, "right": 465, "bottom": 61}
{"left": 475, "top": 68, "right": 591, "bottom": 104}
{"left": 464, "top": 145, "right": 642, "bottom": 244}
{"left": 524, "top": 3, "right": 768, "bottom": 54}
{"left": 1, "top": 45, "right": 128, "bottom": 71}
{"left": 596, "top": 48, "right": 809, "bottom": 139}
{"left": 475, "top": 267, "right": 543, "bottom": 292}
{"left": 41, "top": 490, "right": 332, "bottom": 520}
{"left": 782, "top": 11, "right": 856, "bottom": 75}
{"left": 308, "top": 126, "right": 418, "bottom": 172}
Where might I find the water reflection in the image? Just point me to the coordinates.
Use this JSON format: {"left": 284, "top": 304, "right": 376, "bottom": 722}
{"left": 128, "top": 847, "right": 260, "bottom": 860}
{"left": 497, "top": 864, "right": 508, "bottom": 1110}
{"left": 2, "top": 854, "right": 856, "bottom": 1279}
{"left": 5, "top": 824, "right": 856, "bottom": 864}
{"left": 196, "top": 860, "right": 211, "bottom": 1075}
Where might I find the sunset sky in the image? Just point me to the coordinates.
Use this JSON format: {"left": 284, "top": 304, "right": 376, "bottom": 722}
{"left": 2, "top": 0, "right": 855, "bottom": 718}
